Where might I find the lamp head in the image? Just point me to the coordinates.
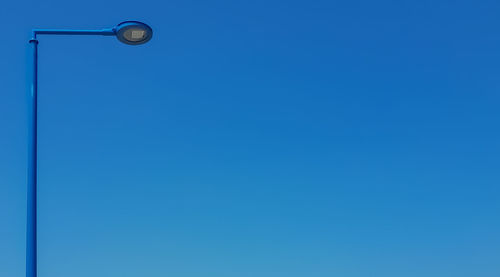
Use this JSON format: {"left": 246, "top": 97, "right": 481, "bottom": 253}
{"left": 115, "top": 21, "right": 153, "bottom": 45}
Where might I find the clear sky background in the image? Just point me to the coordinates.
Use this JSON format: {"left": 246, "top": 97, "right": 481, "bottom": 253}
{"left": 1, "top": 0, "right": 500, "bottom": 276}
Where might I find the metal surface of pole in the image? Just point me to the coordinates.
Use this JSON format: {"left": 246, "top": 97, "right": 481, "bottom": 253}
{"left": 27, "top": 36, "right": 38, "bottom": 277}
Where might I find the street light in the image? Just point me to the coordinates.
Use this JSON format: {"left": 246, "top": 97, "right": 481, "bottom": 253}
{"left": 115, "top": 21, "right": 153, "bottom": 45}
{"left": 27, "top": 21, "right": 153, "bottom": 277}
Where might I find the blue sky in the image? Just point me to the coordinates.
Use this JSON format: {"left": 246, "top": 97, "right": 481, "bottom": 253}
{"left": 1, "top": 0, "right": 500, "bottom": 276}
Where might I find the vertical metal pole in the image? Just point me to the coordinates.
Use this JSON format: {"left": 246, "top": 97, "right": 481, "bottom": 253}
{"left": 27, "top": 36, "right": 38, "bottom": 277}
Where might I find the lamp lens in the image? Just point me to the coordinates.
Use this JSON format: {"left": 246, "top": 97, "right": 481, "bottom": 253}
{"left": 125, "top": 28, "right": 146, "bottom": 42}
{"left": 131, "top": 30, "right": 145, "bottom": 39}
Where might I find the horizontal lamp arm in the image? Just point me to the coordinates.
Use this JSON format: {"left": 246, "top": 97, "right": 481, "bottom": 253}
{"left": 32, "top": 28, "right": 115, "bottom": 39}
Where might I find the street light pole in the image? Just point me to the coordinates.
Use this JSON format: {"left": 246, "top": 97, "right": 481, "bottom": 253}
{"left": 27, "top": 35, "right": 38, "bottom": 277}
{"left": 26, "top": 21, "right": 153, "bottom": 277}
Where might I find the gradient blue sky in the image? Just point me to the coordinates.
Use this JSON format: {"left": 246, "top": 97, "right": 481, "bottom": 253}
{"left": 1, "top": 0, "right": 500, "bottom": 276}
